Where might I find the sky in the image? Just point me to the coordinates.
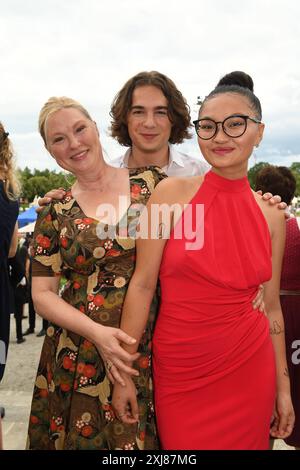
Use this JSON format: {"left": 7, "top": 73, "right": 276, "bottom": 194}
{"left": 1, "top": 0, "right": 299, "bottom": 171}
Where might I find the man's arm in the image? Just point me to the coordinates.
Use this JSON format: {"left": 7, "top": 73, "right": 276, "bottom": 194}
{"left": 36, "top": 189, "right": 66, "bottom": 213}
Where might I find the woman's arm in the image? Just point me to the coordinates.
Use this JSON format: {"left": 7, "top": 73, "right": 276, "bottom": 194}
{"left": 32, "top": 276, "right": 140, "bottom": 385}
{"left": 119, "top": 177, "right": 183, "bottom": 352}
{"left": 112, "top": 223, "right": 170, "bottom": 422}
{"left": 119, "top": 230, "right": 168, "bottom": 352}
{"left": 262, "top": 209, "right": 295, "bottom": 438}
{"left": 8, "top": 222, "right": 18, "bottom": 258}
{"left": 112, "top": 179, "right": 184, "bottom": 422}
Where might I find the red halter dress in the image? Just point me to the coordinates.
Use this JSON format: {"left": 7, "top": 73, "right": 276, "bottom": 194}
{"left": 153, "top": 170, "right": 276, "bottom": 450}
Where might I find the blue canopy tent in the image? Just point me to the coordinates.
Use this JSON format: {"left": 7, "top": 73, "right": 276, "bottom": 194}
{"left": 18, "top": 206, "right": 38, "bottom": 228}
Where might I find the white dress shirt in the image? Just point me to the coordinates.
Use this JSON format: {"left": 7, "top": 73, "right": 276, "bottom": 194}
{"left": 109, "top": 145, "right": 210, "bottom": 177}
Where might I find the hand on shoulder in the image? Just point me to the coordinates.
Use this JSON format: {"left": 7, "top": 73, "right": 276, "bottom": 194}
{"left": 253, "top": 190, "right": 286, "bottom": 238}
{"left": 36, "top": 188, "right": 66, "bottom": 213}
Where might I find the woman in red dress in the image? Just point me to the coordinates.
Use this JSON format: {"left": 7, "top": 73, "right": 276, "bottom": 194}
{"left": 113, "top": 72, "right": 295, "bottom": 449}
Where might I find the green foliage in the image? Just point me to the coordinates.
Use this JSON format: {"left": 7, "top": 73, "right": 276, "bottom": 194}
{"left": 18, "top": 164, "right": 299, "bottom": 203}
{"left": 18, "top": 168, "right": 75, "bottom": 202}
{"left": 290, "top": 162, "right": 300, "bottom": 196}
{"left": 290, "top": 162, "right": 300, "bottom": 174}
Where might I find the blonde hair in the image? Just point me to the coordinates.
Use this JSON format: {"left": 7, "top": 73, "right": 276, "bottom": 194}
{"left": 0, "top": 122, "right": 20, "bottom": 200}
{"left": 39, "top": 96, "right": 93, "bottom": 146}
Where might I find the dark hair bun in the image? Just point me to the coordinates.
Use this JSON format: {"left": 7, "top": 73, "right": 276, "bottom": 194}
{"left": 217, "top": 71, "right": 254, "bottom": 92}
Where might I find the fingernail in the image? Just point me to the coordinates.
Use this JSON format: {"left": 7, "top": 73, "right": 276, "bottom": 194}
{"left": 130, "top": 338, "right": 136, "bottom": 343}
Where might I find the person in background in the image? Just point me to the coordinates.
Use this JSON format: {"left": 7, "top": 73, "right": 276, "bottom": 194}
{"left": 255, "top": 165, "right": 300, "bottom": 449}
{"left": 23, "top": 234, "right": 35, "bottom": 335}
{"left": 22, "top": 233, "right": 48, "bottom": 337}
{"left": 114, "top": 71, "right": 295, "bottom": 449}
{"left": 0, "top": 123, "right": 20, "bottom": 449}
{"left": 35, "top": 320, "right": 48, "bottom": 337}
{"left": 8, "top": 242, "right": 28, "bottom": 344}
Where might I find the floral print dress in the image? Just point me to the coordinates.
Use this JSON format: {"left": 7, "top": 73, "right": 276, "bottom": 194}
{"left": 27, "top": 167, "right": 165, "bottom": 450}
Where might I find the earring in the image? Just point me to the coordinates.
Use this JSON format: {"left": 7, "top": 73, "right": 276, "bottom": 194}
{"left": 252, "top": 146, "right": 259, "bottom": 165}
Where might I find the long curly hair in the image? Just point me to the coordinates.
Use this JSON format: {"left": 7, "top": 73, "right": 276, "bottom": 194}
{"left": 110, "top": 71, "right": 192, "bottom": 146}
{"left": 0, "top": 122, "right": 20, "bottom": 200}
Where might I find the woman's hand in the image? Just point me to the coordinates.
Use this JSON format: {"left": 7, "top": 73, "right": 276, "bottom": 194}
{"left": 112, "top": 375, "right": 139, "bottom": 424}
{"left": 252, "top": 285, "right": 265, "bottom": 314}
{"left": 270, "top": 392, "right": 295, "bottom": 439}
{"left": 36, "top": 188, "right": 66, "bottom": 213}
{"left": 93, "top": 324, "right": 140, "bottom": 386}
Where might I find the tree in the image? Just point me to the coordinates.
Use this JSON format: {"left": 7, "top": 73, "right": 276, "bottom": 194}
{"left": 18, "top": 168, "right": 75, "bottom": 202}
{"left": 290, "top": 162, "right": 300, "bottom": 196}
{"left": 22, "top": 176, "right": 51, "bottom": 201}
{"left": 290, "top": 162, "right": 300, "bottom": 174}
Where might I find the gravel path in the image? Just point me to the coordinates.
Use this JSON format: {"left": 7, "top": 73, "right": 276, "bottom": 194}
{"left": 0, "top": 307, "right": 43, "bottom": 449}
{"left": 0, "top": 307, "right": 294, "bottom": 450}
{"left": 1, "top": 307, "right": 43, "bottom": 392}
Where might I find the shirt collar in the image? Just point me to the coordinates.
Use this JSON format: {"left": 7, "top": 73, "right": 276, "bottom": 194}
{"left": 167, "top": 145, "right": 185, "bottom": 168}
{"left": 123, "top": 144, "right": 185, "bottom": 170}
{"left": 120, "top": 148, "right": 131, "bottom": 168}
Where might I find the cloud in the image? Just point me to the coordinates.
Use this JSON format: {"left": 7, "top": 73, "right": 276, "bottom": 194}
{"left": 1, "top": 0, "right": 300, "bottom": 169}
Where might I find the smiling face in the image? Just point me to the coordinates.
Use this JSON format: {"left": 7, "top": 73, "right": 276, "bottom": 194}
{"left": 126, "top": 85, "right": 172, "bottom": 155}
{"left": 198, "top": 93, "right": 265, "bottom": 178}
{"left": 45, "top": 107, "right": 102, "bottom": 175}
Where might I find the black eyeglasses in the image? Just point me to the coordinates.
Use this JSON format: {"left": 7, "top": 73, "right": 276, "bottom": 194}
{"left": 193, "top": 114, "right": 261, "bottom": 140}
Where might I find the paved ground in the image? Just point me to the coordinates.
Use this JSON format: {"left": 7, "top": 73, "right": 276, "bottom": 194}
{"left": 0, "top": 308, "right": 295, "bottom": 450}
{"left": 0, "top": 307, "right": 43, "bottom": 450}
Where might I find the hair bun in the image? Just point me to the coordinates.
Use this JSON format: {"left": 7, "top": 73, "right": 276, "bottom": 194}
{"left": 216, "top": 71, "right": 254, "bottom": 92}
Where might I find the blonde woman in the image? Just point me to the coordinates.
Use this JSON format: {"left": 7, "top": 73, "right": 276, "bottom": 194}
{"left": 27, "top": 97, "right": 166, "bottom": 450}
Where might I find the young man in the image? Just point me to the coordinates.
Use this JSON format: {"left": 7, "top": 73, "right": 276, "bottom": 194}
{"left": 109, "top": 70, "right": 209, "bottom": 176}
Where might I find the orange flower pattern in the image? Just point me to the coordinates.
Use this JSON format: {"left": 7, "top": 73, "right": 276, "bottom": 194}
{"left": 27, "top": 167, "right": 165, "bottom": 450}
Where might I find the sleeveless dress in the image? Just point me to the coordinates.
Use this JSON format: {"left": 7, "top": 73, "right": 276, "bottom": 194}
{"left": 153, "top": 170, "right": 276, "bottom": 450}
{"left": 280, "top": 217, "right": 300, "bottom": 447}
{"left": 27, "top": 167, "right": 165, "bottom": 450}
{"left": 0, "top": 181, "right": 19, "bottom": 381}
